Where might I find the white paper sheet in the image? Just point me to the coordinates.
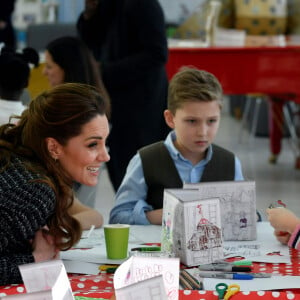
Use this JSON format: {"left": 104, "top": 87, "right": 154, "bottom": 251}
{"left": 223, "top": 222, "right": 290, "bottom": 263}
{"left": 61, "top": 222, "right": 292, "bottom": 273}
{"left": 61, "top": 225, "right": 162, "bottom": 266}
{"left": 63, "top": 260, "right": 100, "bottom": 275}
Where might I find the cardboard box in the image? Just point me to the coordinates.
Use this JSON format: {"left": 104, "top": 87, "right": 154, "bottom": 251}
{"left": 161, "top": 189, "right": 224, "bottom": 266}
{"left": 184, "top": 181, "right": 257, "bottom": 241}
{"left": 161, "top": 181, "right": 257, "bottom": 266}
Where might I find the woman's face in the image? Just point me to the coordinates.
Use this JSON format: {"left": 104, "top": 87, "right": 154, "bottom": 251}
{"left": 43, "top": 50, "right": 65, "bottom": 87}
{"left": 50, "top": 114, "right": 110, "bottom": 186}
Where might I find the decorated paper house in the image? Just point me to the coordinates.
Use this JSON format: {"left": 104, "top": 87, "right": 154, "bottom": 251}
{"left": 161, "top": 189, "right": 223, "bottom": 266}
{"left": 184, "top": 181, "right": 257, "bottom": 241}
{"left": 161, "top": 181, "right": 256, "bottom": 266}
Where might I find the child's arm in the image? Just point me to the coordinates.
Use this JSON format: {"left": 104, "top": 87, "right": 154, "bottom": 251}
{"left": 109, "top": 154, "right": 153, "bottom": 225}
{"left": 234, "top": 156, "right": 244, "bottom": 180}
{"left": 266, "top": 208, "right": 300, "bottom": 247}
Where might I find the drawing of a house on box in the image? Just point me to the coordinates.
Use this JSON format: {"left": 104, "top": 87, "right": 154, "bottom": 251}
{"left": 186, "top": 200, "right": 223, "bottom": 265}
{"left": 161, "top": 189, "right": 224, "bottom": 266}
{"left": 188, "top": 218, "right": 222, "bottom": 251}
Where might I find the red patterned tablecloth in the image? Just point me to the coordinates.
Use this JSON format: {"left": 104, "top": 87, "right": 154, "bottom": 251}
{"left": 1, "top": 250, "right": 300, "bottom": 299}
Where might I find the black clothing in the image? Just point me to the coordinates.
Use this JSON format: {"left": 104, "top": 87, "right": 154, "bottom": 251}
{"left": 0, "top": 1, "right": 16, "bottom": 50}
{"left": 139, "top": 142, "right": 235, "bottom": 209}
{"left": 0, "top": 156, "right": 55, "bottom": 284}
{"left": 77, "top": 0, "right": 169, "bottom": 190}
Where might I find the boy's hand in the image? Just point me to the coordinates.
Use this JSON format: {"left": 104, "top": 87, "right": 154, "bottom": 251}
{"left": 146, "top": 209, "right": 163, "bottom": 225}
{"left": 266, "top": 207, "right": 300, "bottom": 234}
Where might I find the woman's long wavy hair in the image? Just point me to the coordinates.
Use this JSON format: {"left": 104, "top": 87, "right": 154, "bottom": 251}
{"left": 0, "top": 83, "right": 109, "bottom": 250}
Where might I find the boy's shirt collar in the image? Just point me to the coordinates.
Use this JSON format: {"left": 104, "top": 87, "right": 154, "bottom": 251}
{"left": 165, "top": 130, "right": 213, "bottom": 165}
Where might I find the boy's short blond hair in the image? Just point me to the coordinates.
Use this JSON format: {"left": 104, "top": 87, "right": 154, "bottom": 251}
{"left": 168, "top": 66, "right": 223, "bottom": 114}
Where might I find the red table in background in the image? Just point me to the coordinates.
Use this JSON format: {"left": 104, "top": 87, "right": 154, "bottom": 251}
{"left": 166, "top": 46, "right": 300, "bottom": 162}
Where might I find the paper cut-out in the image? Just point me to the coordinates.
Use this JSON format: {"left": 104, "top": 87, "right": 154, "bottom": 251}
{"left": 114, "top": 256, "right": 179, "bottom": 300}
{"left": 184, "top": 181, "right": 257, "bottom": 241}
{"left": 18, "top": 259, "right": 74, "bottom": 300}
{"left": 162, "top": 189, "right": 223, "bottom": 266}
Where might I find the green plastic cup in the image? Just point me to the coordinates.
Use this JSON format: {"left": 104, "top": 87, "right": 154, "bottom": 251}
{"left": 104, "top": 224, "right": 130, "bottom": 259}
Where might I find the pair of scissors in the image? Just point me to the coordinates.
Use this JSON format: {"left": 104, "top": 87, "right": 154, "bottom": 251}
{"left": 216, "top": 283, "right": 240, "bottom": 300}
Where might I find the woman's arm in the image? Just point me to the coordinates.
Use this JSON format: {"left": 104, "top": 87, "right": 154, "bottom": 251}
{"left": 146, "top": 209, "right": 163, "bottom": 225}
{"left": 68, "top": 197, "right": 103, "bottom": 229}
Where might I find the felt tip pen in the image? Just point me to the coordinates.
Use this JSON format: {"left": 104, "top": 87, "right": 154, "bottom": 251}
{"left": 199, "top": 263, "right": 251, "bottom": 272}
{"left": 131, "top": 247, "right": 161, "bottom": 252}
{"left": 198, "top": 271, "right": 253, "bottom": 280}
{"left": 232, "top": 260, "right": 252, "bottom": 266}
{"left": 214, "top": 260, "right": 252, "bottom": 266}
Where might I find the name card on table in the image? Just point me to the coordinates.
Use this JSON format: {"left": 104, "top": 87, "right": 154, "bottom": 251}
{"left": 10, "top": 260, "right": 74, "bottom": 300}
{"left": 114, "top": 256, "right": 180, "bottom": 300}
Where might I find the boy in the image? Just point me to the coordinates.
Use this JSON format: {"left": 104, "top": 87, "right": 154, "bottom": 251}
{"left": 109, "top": 67, "right": 244, "bottom": 225}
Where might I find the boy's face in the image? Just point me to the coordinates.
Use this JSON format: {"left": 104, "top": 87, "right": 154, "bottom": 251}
{"left": 164, "top": 100, "right": 221, "bottom": 164}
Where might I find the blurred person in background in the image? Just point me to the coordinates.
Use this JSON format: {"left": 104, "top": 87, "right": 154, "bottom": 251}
{"left": 0, "top": 0, "right": 16, "bottom": 50}
{"left": 0, "top": 46, "right": 39, "bottom": 125}
{"left": 77, "top": 0, "right": 169, "bottom": 191}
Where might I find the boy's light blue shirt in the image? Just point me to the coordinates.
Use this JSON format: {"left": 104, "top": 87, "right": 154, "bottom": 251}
{"left": 109, "top": 131, "right": 244, "bottom": 225}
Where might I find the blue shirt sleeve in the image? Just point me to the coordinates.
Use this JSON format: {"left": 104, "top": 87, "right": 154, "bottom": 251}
{"left": 234, "top": 156, "right": 244, "bottom": 180}
{"left": 109, "top": 151, "right": 244, "bottom": 224}
{"left": 109, "top": 154, "right": 153, "bottom": 225}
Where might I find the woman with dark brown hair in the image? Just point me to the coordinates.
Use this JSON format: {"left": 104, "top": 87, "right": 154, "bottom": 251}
{"left": 43, "top": 36, "right": 110, "bottom": 207}
{"left": 0, "top": 83, "right": 110, "bottom": 285}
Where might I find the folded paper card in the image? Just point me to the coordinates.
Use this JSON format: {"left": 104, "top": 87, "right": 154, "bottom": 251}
{"left": 116, "top": 275, "right": 167, "bottom": 300}
{"left": 161, "top": 190, "right": 223, "bottom": 266}
{"left": 114, "top": 256, "right": 180, "bottom": 300}
{"left": 18, "top": 259, "right": 74, "bottom": 300}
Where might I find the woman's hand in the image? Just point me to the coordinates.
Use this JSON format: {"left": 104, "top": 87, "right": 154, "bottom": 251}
{"left": 32, "top": 227, "right": 59, "bottom": 262}
{"left": 68, "top": 197, "right": 103, "bottom": 229}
